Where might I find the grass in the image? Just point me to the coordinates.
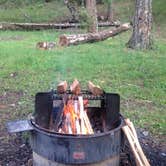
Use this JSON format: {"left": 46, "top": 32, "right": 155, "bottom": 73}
{"left": 0, "top": 0, "right": 165, "bottom": 142}
{"left": 0, "top": 30, "right": 165, "bottom": 140}
{"left": 0, "top": 1, "right": 69, "bottom": 23}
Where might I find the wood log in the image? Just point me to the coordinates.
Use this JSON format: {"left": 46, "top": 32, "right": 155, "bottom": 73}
{"left": 122, "top": 126, "right": 144, "bottom": 166}
{"left": 57, "top": 81, "right": 68, "bottom": 93}
{"left": 59, "top": 23, "right": 131, "bottom": 46}
{"left": 36, "top": 42, "right": 56, "bottom": 50}
{"left": 78, "top": 96, "right": 94, "bottom": 134}
{"left": 88, "top": 81, "right": 103, "bottom": 96}
{"left": 0, "top": 22, "right": 120, "bottom": 30}
{"left": 70, "top": 79, "right": 81, "bottom": 95}
{"left": 124, "top": 119, "right": 150, "bottom": 166}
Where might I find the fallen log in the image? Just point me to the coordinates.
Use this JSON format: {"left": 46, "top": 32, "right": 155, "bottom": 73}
{"left": 59, "top": 23, "right": 131, "bottom": 46}
{"left": 0, "top": 21, "right": 120, "bottom": 30}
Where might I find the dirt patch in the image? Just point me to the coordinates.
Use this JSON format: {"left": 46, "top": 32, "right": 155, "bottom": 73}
{"left": 0, "top": 134, "right": 32, "bottom": 166}
{"left": 0, "top": 90, "right": 24, "bottom": 136}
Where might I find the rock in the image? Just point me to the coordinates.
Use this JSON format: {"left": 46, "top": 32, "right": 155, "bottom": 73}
{"left": 142, "top": 131, "right": 149, "bottom": 137}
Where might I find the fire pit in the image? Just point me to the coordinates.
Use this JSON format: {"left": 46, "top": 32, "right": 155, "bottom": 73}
{"left": 7, "top": 81, "right": 123, "bottom": 166}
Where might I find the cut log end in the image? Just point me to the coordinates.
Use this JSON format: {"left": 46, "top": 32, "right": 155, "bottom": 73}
{"left": 70, "top": 79, "right": 81, "bottom": 95}
{"left": 57, "top": 81, "right": 68, "bottom": 93}
{"left": 88, "top": 81, "right": 103, "bottom": 96}
{"left": 59, "top": 35, "right": 69, "bottom": 46}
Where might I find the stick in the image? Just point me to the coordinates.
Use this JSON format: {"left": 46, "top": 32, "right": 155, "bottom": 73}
{"left": 57, "top": 81, "right": 68, "bottom": 93}
{"left": 122, "top": 126, "right": 144, "bottom": 166}
{"left": 88, "top": 81, "right": 103, "bottom": 96}
{"left": 125, "top": 119, "right": 150, "bottom": 166}
{"left": 83, "top": 111, "right": 94, "bottom": 134}
{"left": 74, "top": 100, "right": 81, "bottom": 134}
{"left": 78, "top": 96, "right": 94, "bottom": 134}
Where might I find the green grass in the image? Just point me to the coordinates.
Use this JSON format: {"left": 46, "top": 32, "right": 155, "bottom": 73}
{"left": 0, "top": 30, "right": 165, "bottom": 139}
{"left": 0, "top": 1, "right": 69, "bottom": 23}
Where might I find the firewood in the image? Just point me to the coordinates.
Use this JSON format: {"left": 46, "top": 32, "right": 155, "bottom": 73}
{"left": 124, "top": 119, "right": 150, "bottom": 166}
{"left": 82, "top": 111, "right": 94, "bottom": 134}
{"left": 70, "top": 79, "right": 81, "bottom": 95}
{"left": 74, "top": 100, "right": 81, "bottom": 134}
{"left": 78, "top": 96, "right": 94, "bottom": 134}
{"left": 57, "top": 81, "right": 68, "bottom": 93}
{"left": 88, "top": 81, "right": 103, "bottom": 96}
{"left": 122, "top": 126, "right": 144, "bottom": 166}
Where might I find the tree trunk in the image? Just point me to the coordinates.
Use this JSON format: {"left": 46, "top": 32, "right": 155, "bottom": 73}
{"left": 59, "top": 23, "right": 130, "bottom": 46}
{"left": 128, "top": 0, "right": 153, "bottom": 49}
{"left": 86, "top": 0, "right": 98, "bottom": 33}
{"left": 107, "top": 1, "right": 113, "bottom": 22}
{"left": 64, "top": 0, "right": 78, "bottom": 22}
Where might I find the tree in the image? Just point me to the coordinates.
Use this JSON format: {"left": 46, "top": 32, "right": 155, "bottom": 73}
{"left": 128, "top": 0, "right": 153, "bottom": 49}
{"left": 86, "top": 0, "right": 98, "bottom": 33}
{"left": 104, "top": 0, "right": 114, "bottom": 22}
{"left": 64, "top": 0, "right": 79, "bottom": 22}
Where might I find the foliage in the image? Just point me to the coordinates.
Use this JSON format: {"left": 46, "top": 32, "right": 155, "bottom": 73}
{"left": 78, "top": 7, "right": 95, "bottom": 30}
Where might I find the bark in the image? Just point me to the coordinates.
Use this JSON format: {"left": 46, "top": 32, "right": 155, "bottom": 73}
{"left": 128, "top": 0, "right": 153, "bottom": 49}
{"left": 86, "top": 0, "right": 98, "bottom": 33}
{"left": 64, "top": 0, "right": 78, "bottom": 22}
{"left": 107, "top": 1, "right": 113, "bottom": 22}
{"left": 59, "top": 23, "right": 130, "bottom": 46}
{"left": 0, "top": 22, "right": 120, "bottom": 30}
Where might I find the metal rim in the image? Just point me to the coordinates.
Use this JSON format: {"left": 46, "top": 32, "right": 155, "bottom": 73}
{"left": 30, "top": 116, "right": 124, "bottom": 139}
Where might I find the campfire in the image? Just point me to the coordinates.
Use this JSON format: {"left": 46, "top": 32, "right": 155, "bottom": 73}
{"left": 6, "top": 79, "right": 151, "bottom": 166}
{"left": 49, "top": 79, "right": 104, "bottom": 135}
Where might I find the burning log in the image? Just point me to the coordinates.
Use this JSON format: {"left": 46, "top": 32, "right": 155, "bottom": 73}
{"left": 57, "top": 81, "right": 68, "bottom": 93}
{"left": 70, "top": 79, "right": 81, "bottom": 95}
{"left": 59, "top": 23, "right": 131, "bottom": 46}
{"left": 78, "top": 96, "right": 94, "bottom": 134}
{"left": 122, "top": 119, "right": 150, "bottom": 166}
{"left": 88, "top": 81, "right": 104, "bottom": 96}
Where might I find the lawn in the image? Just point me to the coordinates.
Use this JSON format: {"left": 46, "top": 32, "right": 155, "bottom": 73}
{"left": 0, "top": 29, "right": 165, "bottom": 141}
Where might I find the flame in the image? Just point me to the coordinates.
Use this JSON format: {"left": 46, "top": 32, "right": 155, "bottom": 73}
{"left": 62, "top": 98, "right": 92, "bottom": 135}
{"left": 63, "top": 100, "right": 77, "bottom": 134}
